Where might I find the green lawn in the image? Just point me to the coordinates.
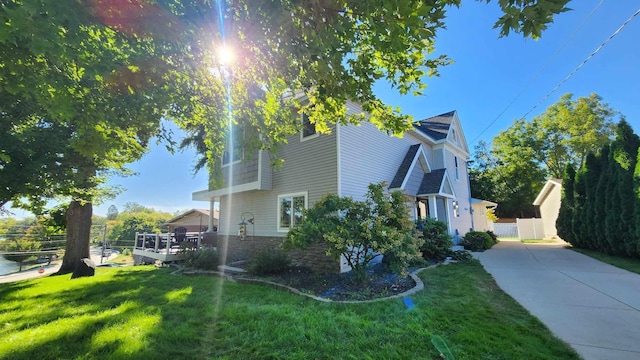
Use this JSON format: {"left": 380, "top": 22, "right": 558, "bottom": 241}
{"left": 0, "top": 261, "right": 579, "bottom": 359}
{"left": 573, "top": 248, "right": 640, "bottom": 275}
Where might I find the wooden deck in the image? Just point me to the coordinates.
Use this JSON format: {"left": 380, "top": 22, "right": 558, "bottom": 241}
{"left": 132, "top": 232, "right": 203, "bottom": 262}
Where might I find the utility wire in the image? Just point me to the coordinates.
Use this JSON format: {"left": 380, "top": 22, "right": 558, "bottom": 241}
{"left": 521, "top": 7, "right": 640, "bottom": 119}
{"left": 469, "top": 0, "right": 606, "bottom": 145}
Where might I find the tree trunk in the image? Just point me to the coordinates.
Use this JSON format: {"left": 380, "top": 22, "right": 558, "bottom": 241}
{"left": 57, "top": 200, "right": 92, "bottom": 275}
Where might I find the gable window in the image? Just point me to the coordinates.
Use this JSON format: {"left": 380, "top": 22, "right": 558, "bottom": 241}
{"left": 301, "top": 113, "right": 318, "bottom": 141}
{"left": 278, "top": 192, "right": 307, "bottom": 231}
{"left": 222, "top": 122, "right": 244, "bottom": 166}
{"left": 454, "top": 156, "right": 460, "bottom": 180}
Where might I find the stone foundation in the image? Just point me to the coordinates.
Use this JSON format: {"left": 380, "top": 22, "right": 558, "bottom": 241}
{"left": 215, "top": 234, "right": 340, "bottom": 273}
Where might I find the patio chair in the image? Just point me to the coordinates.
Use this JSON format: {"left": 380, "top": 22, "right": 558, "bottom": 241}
{"left": 174, "top": 227, "right": 187, "bottom": 248}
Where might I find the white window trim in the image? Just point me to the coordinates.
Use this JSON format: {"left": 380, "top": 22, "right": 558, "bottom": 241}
{"left": 277, "top": 191, "right": 308, "bottom": 232}
{"left": 300, "top": 113, "right": 319, "bottom": 142}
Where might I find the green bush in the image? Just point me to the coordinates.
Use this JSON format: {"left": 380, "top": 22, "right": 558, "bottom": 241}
{"left": 485, "top": 230, "right": 498, "bottom": 244}
{"left": 122, "top": 248, "right": 132, "bottom": 256}
{"left": 284, "top": 182, "right": 423, "bottom": 280}
{"left": 182, "top": 247, "right": 219, "bottom": 270}
{"left": 417, "top": 218, "right": 453, "bottom": 261}
{"left": 462, "top": 231, "right": 495, "bottom": 252}
{"left": 248, "top": 249, "right": 291, "bottom": 275}
{"left": 450, "top": 250, "right": 473, "bottom": 262}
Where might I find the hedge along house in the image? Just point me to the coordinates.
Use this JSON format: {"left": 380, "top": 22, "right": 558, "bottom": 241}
{"left": 192, "top": 104, "right": 474, "bottom": 273}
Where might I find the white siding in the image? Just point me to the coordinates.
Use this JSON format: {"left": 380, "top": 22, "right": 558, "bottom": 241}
{"left": 539, "top": 185, "right": 561, "bottom": 238}
{"left": 218, "top": 128, "right": 338, "bottom": 237}
{"left": 338, "top": 121, "right": 416, "bottom": 200}
{"left": 442, "top": 146, "right": 473, "bottom": 236}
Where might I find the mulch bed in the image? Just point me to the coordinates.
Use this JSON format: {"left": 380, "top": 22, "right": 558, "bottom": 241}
{"left": 236, "top": 263, "right": 417, "bottom": 301}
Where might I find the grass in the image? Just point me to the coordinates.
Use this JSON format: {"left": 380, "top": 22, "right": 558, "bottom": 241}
{"left": 108, "top": 254, "right": 134, "bottom": 265}
{"left": 572, "top": 248, "right": 640, "bottom": 275}
{"left": 0, "top": 261, "right": 579, "bottom": 360}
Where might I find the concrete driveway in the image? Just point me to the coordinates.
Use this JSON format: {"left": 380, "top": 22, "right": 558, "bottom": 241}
{"left": 476, "top": 239, "right": 640, "bottom": 360}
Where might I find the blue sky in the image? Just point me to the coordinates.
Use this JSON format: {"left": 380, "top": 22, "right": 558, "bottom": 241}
{"left": 8, "top": 1, "right": 640, "bottom": 218}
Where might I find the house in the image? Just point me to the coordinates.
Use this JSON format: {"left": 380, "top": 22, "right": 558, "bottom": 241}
{"left": 532, "top": 178, "right": 563, "bottom": 239}
{"left": 163, "top": 208, "right": 218, "bottom": 233}
{"left": 192, "top": 104, "right": 474, "bottom": 272}
{"left": 471, "top": 198, "right": 497, "bottom": 232}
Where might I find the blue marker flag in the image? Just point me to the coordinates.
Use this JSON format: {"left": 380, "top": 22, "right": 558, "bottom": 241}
{"left": 403, "top": 296, "right": 415, "bottom": 310}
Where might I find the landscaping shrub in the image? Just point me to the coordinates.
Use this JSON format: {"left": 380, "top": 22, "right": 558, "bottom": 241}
{"left": 122, "top": 248, "right": 132, "bottom": 256}
{"left": 248, "top": 249, "right": 291, "bottom": 275}
{"left": 450, "top": 250, "right": 473, "bottom": 262}
{"left": 462, "top": 231, "right": 495, "bottom": 252}
{"left": 284, "top": 182, "right": 423, "bottom": 281}
{"left": 417, "top": 218, "right": 452, "bottom": 261}
{"left": 182, "top": 247, "right": 219, "bottom": 270}
{"left": 485, "top": 230, "right": 498, "bottom": 244}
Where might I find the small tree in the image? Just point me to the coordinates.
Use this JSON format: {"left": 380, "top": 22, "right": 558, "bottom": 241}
{"left": 284, "top": 183, "right": 422, "bottom": 281}
{"left": 416, "top": 218, "right": 452, "bottom": 261}
{"left": 556, "top": 164, "right": 575, "bottom": 244}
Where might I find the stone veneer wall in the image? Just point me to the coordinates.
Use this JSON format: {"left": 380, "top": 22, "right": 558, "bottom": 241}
{"left": 216, "top": 234, "right": 340, "bottom": 273}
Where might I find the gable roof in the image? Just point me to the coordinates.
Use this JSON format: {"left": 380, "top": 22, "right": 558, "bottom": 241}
{"left": 163, "top": 208, "right": 216, "bottom": 226}
{"left": 389, "top": 144, "right": 432, "bottom": 191}
{"left": 533, "top": 178, "right": 563, "bottom": 206}
{"left": 418, "top": 169, "right": 446, "bottom": 194}
{"left": 413, "top": 111, "right": 455, "bottom": 141}
{"left": 416, "top": 169, "right": 456, "bottom": 198}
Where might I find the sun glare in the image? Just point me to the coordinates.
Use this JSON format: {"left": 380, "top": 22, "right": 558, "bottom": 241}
{"left": 217, "top": 46, "right": 234, "bottom": 65}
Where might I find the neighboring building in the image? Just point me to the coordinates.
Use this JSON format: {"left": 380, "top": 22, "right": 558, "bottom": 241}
{"left": 532, "top": 178, "right": 563, "bottom": 239}
{"left": 193, "top": 104, "right": 474, "bottom": 272}
{"left": 471, "top": 198, "right": 497, "bottom": 232}
{"left": 163, "top": 209, "right": 218, "bottom": 233}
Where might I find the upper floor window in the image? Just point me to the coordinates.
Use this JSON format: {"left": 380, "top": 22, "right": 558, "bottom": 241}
{"left": 301, "top": 113, "right": 318, "bottom": 141}
{"left": 451, "top": 129, "right": 458, "bottom": 143}
{"left": 278, "top": 192, "right": 307, "bottom": 231}
{"left": 222, "top": 122, "right": 244, "bottom": 166}
{"left": 454, "top": 156, "right": 460, "bottom": 180}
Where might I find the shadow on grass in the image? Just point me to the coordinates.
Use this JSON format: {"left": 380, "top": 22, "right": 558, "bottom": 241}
{"left": 0, "top": 262, "right": 581, "bottom": 359}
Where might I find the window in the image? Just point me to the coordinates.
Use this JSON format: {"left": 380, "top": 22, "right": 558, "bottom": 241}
{"left": 222, "top": 122, "right": 244, "bottom": 166}
{"left": 278, "top": 192, "right": 307, "bottom": 231}
{"left": 454, "top": 156, "right": 460, "bottom": 180}
{"left": 453, "top": 200, "right": 460, "bottom": 217}
{"left": 301, "top": 113, "right": 318, "bottom": 140}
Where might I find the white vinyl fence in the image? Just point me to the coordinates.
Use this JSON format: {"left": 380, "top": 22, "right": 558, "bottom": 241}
{"left": 493, "top": 223, "right": 518, "bottom": 238}
{"left": 516, "top": 218, "right": 544, "bottom": 240}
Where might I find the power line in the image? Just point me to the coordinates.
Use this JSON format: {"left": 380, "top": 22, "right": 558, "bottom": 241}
{"left": 469, "top": 0, "right": 606, "bottom": 145}
{"left": 521, "top": 7, "right": 640, "bottom": 119}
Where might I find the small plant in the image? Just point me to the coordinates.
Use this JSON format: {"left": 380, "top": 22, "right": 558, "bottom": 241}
{"left": 485, "top": 230, "right": 498, "bottom": 244}
{"left": 462, "top": 231, "right": 495, "bottom": 252}
{"left": 122, "top": 248, "right": 132, "bottom": 256}
{"left": 450, "top": 250, "right": 473, "bottom": 262}
{"left": 417, "top": 218, "right": 453, "bottom": 261}
{"left": 248, "top": 249, "right": 291, "bottom": 275}
{"left": 182, "top": 247, "right": 219, "bottom": 270}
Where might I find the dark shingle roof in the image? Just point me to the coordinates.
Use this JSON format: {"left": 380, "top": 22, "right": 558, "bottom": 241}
{"left": 389, "top": 144, "right": 421, "bottom": 189}
{"left": 418, "top": 169, "right": 446, "bottom": 195}
{"left": 413, "top": 111, "right": 455, "bottom": 140}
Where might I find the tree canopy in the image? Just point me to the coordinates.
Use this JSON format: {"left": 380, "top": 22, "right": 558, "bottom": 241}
{"left": 470, "top": 93, "right": 618, "bottom": 218}
{"left": 1, "top": 0, "right": 571, "bottom": 273}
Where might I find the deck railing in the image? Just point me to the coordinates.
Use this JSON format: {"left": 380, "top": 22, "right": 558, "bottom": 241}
{"left": 133, "top": 232, "right": 203, "bottom": 261}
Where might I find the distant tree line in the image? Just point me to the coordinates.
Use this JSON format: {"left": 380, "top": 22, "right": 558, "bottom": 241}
{"left": 470, "top": 93, "right": 618, "bottom": 218}
{"left": 557, "top": 120, "right": 640, "bottom": 258}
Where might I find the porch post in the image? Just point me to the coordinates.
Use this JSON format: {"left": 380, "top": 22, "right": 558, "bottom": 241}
{"left": 207, "top": 200, "right": 215, "bottom": 233}
{"left": 154, "top": 233, "right": 160, "bottom": 252}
